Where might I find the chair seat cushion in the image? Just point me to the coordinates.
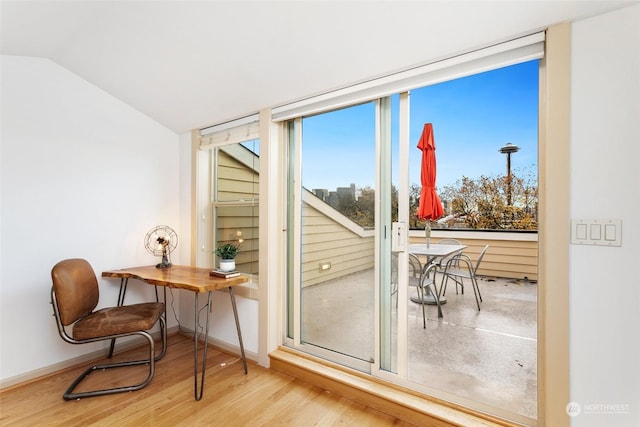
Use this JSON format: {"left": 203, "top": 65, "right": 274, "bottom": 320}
{"left": 73, "top": 302, "right": 165, "bottom": 340}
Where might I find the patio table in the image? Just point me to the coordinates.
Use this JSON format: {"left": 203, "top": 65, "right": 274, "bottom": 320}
{"left": 408, "top": 243, "right": 466, "bottom": 305}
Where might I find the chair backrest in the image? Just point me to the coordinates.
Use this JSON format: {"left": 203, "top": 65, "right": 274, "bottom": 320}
{"left": 51, "top": 258, "right": 99, "bottom": 326}
{"left": 393, "top": 253, "right": 422, "bottom": 288}
{"left": 435, "top": 239, "right": 463, "bottom": 267}
{"left": 436, "top": 238, "right": 461, "bottom": 245}
{"left": 472, "top": 245, "right": 490, "bottom": 275}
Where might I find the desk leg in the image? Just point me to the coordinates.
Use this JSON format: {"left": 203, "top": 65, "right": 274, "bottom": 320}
{"left": 108, "top": 278, "right": 129, "bottom": 358}
{"left": 228, "top": 287, "right": 248, "bottom": 374}
{"left": 156, "top": 286, "right": 168, "bottom": 361}
{"left": 193, "top": 291, "right": 212, "bottom": 401}
{"left": 192, "top": 288, "right": 247, "bottom": 401}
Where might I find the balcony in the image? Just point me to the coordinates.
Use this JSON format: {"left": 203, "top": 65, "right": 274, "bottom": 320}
{"left": 297, "top": 191, "right": 540, "bottom": 422}
{"left": 302, "top": 263, "right": 537, "bottom": 421}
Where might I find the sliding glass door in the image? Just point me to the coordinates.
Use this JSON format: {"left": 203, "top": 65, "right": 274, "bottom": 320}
{"left": 287, "top": 98, "right": 405, "bottom": 371}
{"left": 280, "top": 35, "right": 542, "bottom": 424}
{"left": 298, "top": 102, "right": 376, "bottom": 367}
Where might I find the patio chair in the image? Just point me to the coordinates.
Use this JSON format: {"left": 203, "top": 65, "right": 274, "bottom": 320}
{"left": 440, "top": 245, "right": 489, "bottom": 311}
{"left": 391, "top": 253, "right": 443, "bottom": 325}
{"left": 416, "top": 261, "right": 443, "bottom": 327}
{"left": 432, "top": 238, "right": 463, "bottom": 272}
{"left": 391, "top": 253, "right": 422, "bottom": 308}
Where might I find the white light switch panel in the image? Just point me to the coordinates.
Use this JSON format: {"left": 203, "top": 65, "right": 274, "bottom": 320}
{"left": 571, "top": 218, "right": 621, "bottom": 246}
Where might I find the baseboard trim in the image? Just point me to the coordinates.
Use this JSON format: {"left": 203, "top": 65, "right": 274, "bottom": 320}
{"left": 269, "top": 346, "right": 518, "bottom": 427}
{"left": 0, "top": 326, "right": 179, "bottom": 391}
{"left": 1, "top": 325, "right": 258, "bottom": 392}
{"left": 175, "top": 326, "right": 259, "bottom": 362}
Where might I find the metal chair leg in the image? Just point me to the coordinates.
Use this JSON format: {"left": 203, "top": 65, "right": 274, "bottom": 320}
{"left": 420, "top": 263, "right": 443, "bottom": 328}
{"left": 63, "top": 326, "right": 161, "bottom": 400}
{"left": 470, "top": 275, "right": 482, "bottom": 311}
{"left": 419, "top": 285, "right": 426, "bottom": 328}
{"left": 430, "top": 281, "right": 443, "bottom": 319}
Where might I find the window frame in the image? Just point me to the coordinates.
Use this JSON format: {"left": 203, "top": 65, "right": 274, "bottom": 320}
{"left": 274, "top": 32, "right": 547, "bottom": 426}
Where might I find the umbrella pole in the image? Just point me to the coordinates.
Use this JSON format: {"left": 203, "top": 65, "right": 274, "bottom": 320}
{"left": 425, "top": 221, "right": 431, "bottom": 248}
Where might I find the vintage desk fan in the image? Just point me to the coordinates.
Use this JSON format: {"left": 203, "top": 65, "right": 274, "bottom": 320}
{"left": 145, "top": 225, "right": 178, "bottom": 268}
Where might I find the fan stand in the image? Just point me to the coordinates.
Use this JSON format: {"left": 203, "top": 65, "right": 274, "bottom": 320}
{"left": 156, "top": 246, "right": 172, "bottom": 268}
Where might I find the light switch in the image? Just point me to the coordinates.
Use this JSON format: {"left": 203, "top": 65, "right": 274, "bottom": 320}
{"left": 576, "top": 224, "right": 587, "bottom": 240}
{"left": 571, "top": 218, "right": 622, "bottom": 246}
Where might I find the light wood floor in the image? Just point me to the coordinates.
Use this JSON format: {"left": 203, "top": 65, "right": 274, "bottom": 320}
{"left": 0, "top": 334, "right": 416, "bottom": 426}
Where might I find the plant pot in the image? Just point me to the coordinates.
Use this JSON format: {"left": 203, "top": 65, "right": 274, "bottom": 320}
{"left": 219, "top": 259, "right": 235, "bottom": 272}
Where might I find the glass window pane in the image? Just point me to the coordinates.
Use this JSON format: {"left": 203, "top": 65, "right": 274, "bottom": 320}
{"left": 216, "top": 140, "right": 260, "bottom": 202}
{"left": 212, "top": 139, "right": 259, "bottom": 279}
{"left": 214, "top": 204, "right": 258, "bottom": 275}
{"left": 409, "top": 60, "right": 539, "bottom": 231}
{"left": 300, "top": 102, "right": 376, "bottom": 364}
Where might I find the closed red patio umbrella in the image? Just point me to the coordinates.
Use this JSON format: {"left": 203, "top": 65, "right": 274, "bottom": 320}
{"left": 417, "top": 123, "right": 444, "bottom": 221}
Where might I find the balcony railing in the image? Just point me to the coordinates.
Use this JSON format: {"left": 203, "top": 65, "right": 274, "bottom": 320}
{"left": 410, "top": 229, "right": 538, "bottom": 281}
{"left": 303, "top": 189, "right": 538, "bottom": 287}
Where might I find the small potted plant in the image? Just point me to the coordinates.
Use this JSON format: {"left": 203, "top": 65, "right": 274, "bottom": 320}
{"left": 214, "top": 241, "right": 240, "bottom": 271}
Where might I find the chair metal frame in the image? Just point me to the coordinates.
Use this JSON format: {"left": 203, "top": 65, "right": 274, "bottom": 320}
{"left": 50, "top": 260, "right": 167, "bottom": 400}
{"left": 440, "top": 245, "right": 490, "bottom": 311}
{"left": 391, "top": 253, "right": 442, "bottom": 326}
{"left": 391, "top": 253, "right": 422, "bottom": 307}
{"left": 432, "top": 238, "right": 463, "bottom": 271}
{"left": 415, "top": 258, "right": 443, "bottom": 327}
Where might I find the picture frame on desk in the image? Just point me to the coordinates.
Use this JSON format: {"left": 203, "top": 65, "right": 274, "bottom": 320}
{"left": 209, "top": 269, "right": 241, "bottom": 279}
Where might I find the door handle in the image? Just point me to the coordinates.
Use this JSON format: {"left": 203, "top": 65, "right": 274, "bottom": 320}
{"left": 392, "top": 222, "right": 406, "bottom": 252}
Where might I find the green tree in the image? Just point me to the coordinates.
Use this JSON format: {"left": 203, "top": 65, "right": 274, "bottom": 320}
{"left": 327, "top": 170, "right": 537, "bottom": 231}
{"left": 336, "top": 186, "right": 375, "bottom": 228}
{"left": 409, "top": 183, "right": 422, "bottom": 229}
{"left": 440, "top": 171, "right": 537, "bottom": 230}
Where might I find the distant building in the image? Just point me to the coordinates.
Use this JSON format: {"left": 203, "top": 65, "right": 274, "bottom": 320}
{"left": 336, "top": 183, "right": 356, "bottom": 201}
{"left": 312, "top": 183, "right": 357, "bottom": 210}
{"left": 313, "top": 188, "right": 329, "bottom": 201}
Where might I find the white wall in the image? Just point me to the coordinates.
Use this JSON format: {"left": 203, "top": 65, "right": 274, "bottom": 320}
{"left": 2, "top": 5, "right": 639, "bottom": 422}
{"left": 0, "top": 56, "right": 181, "bottom": 384}
{"left": 570, "top": 5, "right": 639, "bottom": 426}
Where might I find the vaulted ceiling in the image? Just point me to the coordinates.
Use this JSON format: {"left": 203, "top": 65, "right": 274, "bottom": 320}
{"left": 1, "top": 1, "right": 634, "bottom": 133}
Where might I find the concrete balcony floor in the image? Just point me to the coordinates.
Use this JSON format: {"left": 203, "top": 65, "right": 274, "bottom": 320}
{"left": 301, "top": 269, "right": 537, "bottom": 421}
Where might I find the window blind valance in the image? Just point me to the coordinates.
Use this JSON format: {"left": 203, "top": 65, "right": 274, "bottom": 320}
{"left": 199, "top": 114, "right": 260, "bottom": 150}
{"left": 272, "top": 32, "right": 545, "bottom": 122}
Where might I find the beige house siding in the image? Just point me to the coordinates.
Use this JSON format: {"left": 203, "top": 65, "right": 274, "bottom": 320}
{"left": 217, "top": 146, "right": 259, "bottom": 200}
{"left": 301, "top": 195, "right": 538, "bottom": 285}
{"left": 219, "top": 145, "right": 538, "bottom": 283}
{"left": 215, "top": 149, "right": 259, "bottom": 274}
{"left": 410, "top": 232, "right": 538, "bottom": 281}
{"left": 302, "top": 191, "right": 374, "bottom": 287}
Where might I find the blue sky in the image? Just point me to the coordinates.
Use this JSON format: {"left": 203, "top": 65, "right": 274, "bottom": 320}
{"left": 301, "top": 60, "right": 539, "bottom": 192}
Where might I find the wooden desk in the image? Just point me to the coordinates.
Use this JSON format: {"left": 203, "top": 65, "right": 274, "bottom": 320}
{"left": 102, "top": 265, "right": 249, "bottom": 401}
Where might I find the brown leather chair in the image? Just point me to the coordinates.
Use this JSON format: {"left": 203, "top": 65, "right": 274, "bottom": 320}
{"left": 50, "top": 258, "right": 166, "bottom": 400}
